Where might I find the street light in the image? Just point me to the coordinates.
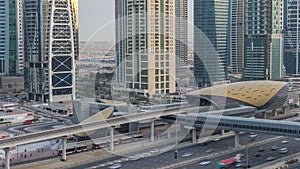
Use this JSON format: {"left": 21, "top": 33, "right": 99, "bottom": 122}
{"left": 246, "top": 146, "right": 249, "bottom": 169}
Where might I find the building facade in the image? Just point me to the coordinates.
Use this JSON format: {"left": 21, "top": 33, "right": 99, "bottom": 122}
{"left": 175, "top": 0, "right": 188, "bottom": 67}
{"left": 0, "top": 0, "right": 24, "bottom": 76}
{"left": 194, "top": 0, "right": 229, "bottom": 87}
{"left": 284, "top": 0, "right": 300, "bottom": 74}
{"left": 24, "top": 0, "right": 79, "bottom": 102}
{"left": 229, "top": 0, "right": 245, "bottom": 75}
{"left": 243, "top": 0, "right": 284, "bottom": 80}
{"left": 115, "top": 0, "right": 176, "bottom": 95}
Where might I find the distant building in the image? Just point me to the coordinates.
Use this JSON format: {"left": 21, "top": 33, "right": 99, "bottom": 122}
{"left": 23, "top": 0, "right": 79, "bottom": 102}
{"left": 194, "top": 0, "right": 229, "bottom": 87}
{"left": 0, "top": 0, "right": 24, "bottom": 75}
{"left": 229, "top": 0, "right": 245, "bottom": 76}
{"left": 175, "top": 0, "right": 188, "bottom": 67}
{"left": 243, "top": 0, "right": 284, "bottom": 80}
{"left": 284, "top": 0, "right": 300, "bottom": 74}
{"left": 115, "top": 0, "right": 176, "bottom": 95}
{"left": 0, "top": 76, "right": 25, "bottom": 96}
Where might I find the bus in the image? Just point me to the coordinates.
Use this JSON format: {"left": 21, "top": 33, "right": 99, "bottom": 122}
{"left": 92, "top": 141, "right": 108, "bottom": 149}
{"left": 216, "top": 154, "right": 243, "bottom": 168}
{"left": 57, "top": 145, "right": 88, "bottom": 156}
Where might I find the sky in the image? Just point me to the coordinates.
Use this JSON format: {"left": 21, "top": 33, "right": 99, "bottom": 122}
{"left": 78, "top": 0, "right": 193, "bottom": 42}
{"left": 78, "top": 0, "right": 115, "bottom": 42}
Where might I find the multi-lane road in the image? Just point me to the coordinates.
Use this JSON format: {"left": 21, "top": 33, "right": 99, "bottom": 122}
{"left": 70, "top": 132, "right": 300, "bottom": 169}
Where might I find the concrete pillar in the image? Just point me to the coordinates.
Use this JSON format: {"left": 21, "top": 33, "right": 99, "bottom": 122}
{"left": 220, "top": 130, "right": 225, "bottom": 136}
{"left": 272, "top": 109, "right": 277, "bottom": 116}
{"left": 263, "top": 112, "right": 267, "bottom": 119}
{"left": 283, "top": 106, "right": 288, "bottom": 114}
{"left": 166, "top": 123, "right": 171, "bottom": 139}
{"left": 192, "top": 128, "right": 196, "bottom": 143}
{"left": 61, "top": 136, "right": 67, "bottom": 161}
{"left": 4, "top": 148, "right": 10, "bottom": 169}
{"left": 151, "top": 120, "right": 155, "bottom": 142}
{"left": 110, "top": 127, "right": 114, "bottom": 151}
{"left": 234, "top": 131, "right": 240, "bottom": 148}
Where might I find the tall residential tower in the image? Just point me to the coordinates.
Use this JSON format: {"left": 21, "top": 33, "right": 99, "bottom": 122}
{"left": 24, "top": 0, "right": 79, "bottom": 102}
{"left": 0, "top": 0, "right": 24, "bottom": 76}
{"left": 115, "top": 0, "right": 176, "bottom": 95}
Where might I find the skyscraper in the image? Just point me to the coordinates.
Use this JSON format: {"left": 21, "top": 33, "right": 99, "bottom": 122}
{"left": 194, "top": 0, "right": 229, "bottom": 87}
{"left": 24, "top": 0, "right": 79, "bottom": 102}
{"left": 0, "top": 0, "right": 24, "bottom": 76}
{"left": 175, "top": 0, "right": 188, "bottom": 67}
{"left": 284, "top": 0, "right": 300, "bottom": 74}
{"left": 243, "top": 0, "right": 284, "bottom": 80}
{"left": 229, "top": 0, "right": 245, "bottom": 75}
{"left": 115, "top": 0, "right": 176, "bottom": 95}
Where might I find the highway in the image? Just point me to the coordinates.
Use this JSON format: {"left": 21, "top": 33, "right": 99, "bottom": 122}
{"left": 71, "top": 133, "right": 299, "bottom": 169}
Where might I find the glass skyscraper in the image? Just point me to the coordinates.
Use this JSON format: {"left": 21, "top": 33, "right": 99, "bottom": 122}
{"left": 244, "top": 0, "right": 284, "bottom": 80}
{"left": 0, "top": 0, "right": 24, "bottom": 76}
{"left": 284, "top": 0, "right": 300, "bottom": 74}
{"left": 194, "top": 0, "right": 229, "bottom": 87}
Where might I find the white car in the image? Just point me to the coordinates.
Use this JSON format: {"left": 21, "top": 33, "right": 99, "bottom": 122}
{"left": 249, "top": 133, "right": 257, "bottom": 138}
{"left": 213, "top": 138, "right": 220, "bottom": 142}
{"left": 181, "top": 152, "right": 193, "bottom": 158}
{"left": 199, "top": 160, "right": 211, "bottom": 166}
{"left": 150, "top": 149, "right": 160, "bottom": 154}
{"left": 128, "top": 156, "right": 140, "bottom": 161}
{"left": 281, "top": 140, "right": 290, "bottom": 144}
{"left": 108, "top": 164, "right": 122, "bottom": 169}
{"left": 279, "top": 148, "right": 288, "bottom": 154}
{"left": 205, "top": 149, "right": 214, "bottom": 153}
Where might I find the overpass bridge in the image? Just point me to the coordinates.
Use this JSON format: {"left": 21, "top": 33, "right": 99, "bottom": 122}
{"left": 162, "top": 113, "right": 300, "bottom": 148}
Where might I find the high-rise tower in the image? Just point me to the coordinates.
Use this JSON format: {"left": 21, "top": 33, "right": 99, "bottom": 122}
{"left": 24, "top": 0, "right": 79, "bottom": 102}
{"left": 0, "top": 0, "right": 24, "bottom": 76}
{"left": 229, "top": 0, "right": 245, "bottom": 75}
{"left": 194, "top": 0, "right": 229, "bottom": 87}
{"left": 115, "top": 0, "right": 176, "bottom": 95}
{"left": 284, "top": 0, "right": 300, "bottom": 74}
{"left": 243, "top": 0, "right": 284, "bottom": 80}
{"left": 175, "top": 0, "right": 188, "bottom": 67}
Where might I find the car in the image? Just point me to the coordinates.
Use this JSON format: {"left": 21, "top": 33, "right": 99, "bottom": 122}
{"left": 150, "top": 149, "right": 160, "bottom": 154}
{"left": 294, "top": 138, "right": 300, "bottom": 141}
{"left": 279, "top": 148, "right": 288, "bottom": 154}
{"left": 258, "top": 148, "right": 265, "bottom": 152}
{"left": 249, "top": 138, "right": 255, "bottom": 142}
{"left": 108, "top": 164, "right": 122, "bottom": 169}
{"left": 249, "top": 133, "right": 257, "bottom": 138}
{"left": 128, "top": 156, "right": 140, "bottom": 161}
{"left": 199, "top": 160, "right": 211, "bottom": 166}
{"left": 205, "top": 149, "right": 214, "bottom": 153}
{"left": 181, "top": 152, "right": 193, "bottom": 158}
{"left": 213, "top": 138, "right": 220, "bottom": 142}
{"left": 281, "top": 140, "right": 290, "bottom": 144}
{"left": 255, "top": 153, "right": 261, "bottom": 157}
{"left": 267, "top": 156, "right": 275, "bottom": 161}
{"left": 271, "top": 146, "right": 278, "bottom": 151}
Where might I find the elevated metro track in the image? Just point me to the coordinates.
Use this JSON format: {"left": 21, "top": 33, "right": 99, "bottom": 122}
{"left": 0, "top": 106, "right": 209, "bottom": 149}
{"left": 163, "top": 113, "right": 300, "bottom": 138}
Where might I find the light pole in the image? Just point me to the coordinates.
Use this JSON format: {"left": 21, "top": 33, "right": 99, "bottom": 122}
{"left": 246, "top": 146, "right": 249, "bottom": 169}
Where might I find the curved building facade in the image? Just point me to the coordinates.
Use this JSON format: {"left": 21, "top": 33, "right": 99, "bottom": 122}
{"left": 186, "top": 81, "right": 288, "bottom": 110}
